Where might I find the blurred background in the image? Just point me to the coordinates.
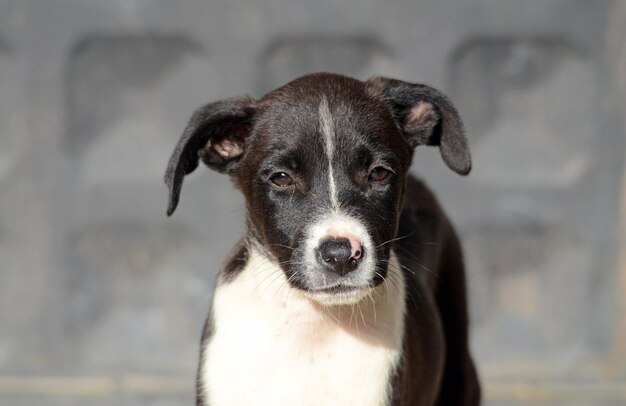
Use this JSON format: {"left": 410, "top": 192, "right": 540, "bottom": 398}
{"left": 1, "top": 0, "right": 626, "bottom": 405}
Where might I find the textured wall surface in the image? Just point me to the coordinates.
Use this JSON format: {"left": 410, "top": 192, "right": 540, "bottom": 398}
{"left": 1, "top": 0, "right": 625, "bottom": 405}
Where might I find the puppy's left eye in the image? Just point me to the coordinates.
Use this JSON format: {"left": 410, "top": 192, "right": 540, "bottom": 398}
{"left": 369, "top": 166, "right": 393, "bottom": 182}
{"left": 270, "top": 172, "right": 293, "bottom": 187}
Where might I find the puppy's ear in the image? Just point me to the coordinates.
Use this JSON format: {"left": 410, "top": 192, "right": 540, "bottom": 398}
{"left": 365, "top": 76, "right": 471, "bottom": 175}
{"left": 164, "top": 95, "right": 256, "bottom": 216}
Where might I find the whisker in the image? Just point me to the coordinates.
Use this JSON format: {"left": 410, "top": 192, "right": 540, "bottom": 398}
{"left": 357, "top": 301, "right": 367, "bottom": 330}
{"left": 367, "top": 290, "right": 377, "bottom": 324}
{"left": 377, "top": 231, "right": 415, "bottom": 248}
{"left": 256, "top": 269, "right": 285, "bottom": 299}
{"left": 324, "top": 305, "right": 341, "bottom": 325}
{"left": 349, "top": 303, "right": 356, "bottom": 329}
{"left": 278, "top": 270, "right": 300, "bottom": 303}
{"left": 273, "top": 244, "right": 296, "bottom": 251}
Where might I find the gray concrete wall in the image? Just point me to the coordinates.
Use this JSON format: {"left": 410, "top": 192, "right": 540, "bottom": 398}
{"left": 1, "top": 0, "right": 625, "bottom": 404}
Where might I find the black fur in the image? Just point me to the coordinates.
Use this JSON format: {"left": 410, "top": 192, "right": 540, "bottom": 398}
{"left": 365, "top": 76, "right": 472, "bottom": 175}
{"left": 164, "top": 95, "right": 256, "bottom": 216}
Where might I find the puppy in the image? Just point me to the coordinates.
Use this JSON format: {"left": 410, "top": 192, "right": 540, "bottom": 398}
{"left": 164, "top": 73, "right": 480, "bottom": 405}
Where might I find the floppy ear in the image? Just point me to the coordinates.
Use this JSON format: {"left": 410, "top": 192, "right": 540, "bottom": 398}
{"left": 365, "top": 76, "right": 471, "bottom": 175}
{"left": 164, "top": 95, "right": 256, "bottom": 216}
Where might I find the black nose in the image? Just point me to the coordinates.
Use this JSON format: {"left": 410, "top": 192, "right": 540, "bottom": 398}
{"left": 316, "top": 237, "right": 362, "bottom": 276}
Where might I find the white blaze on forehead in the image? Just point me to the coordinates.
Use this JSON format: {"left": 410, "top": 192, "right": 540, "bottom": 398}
{"left": 319, "top": 97, "right": 339, "bottom": 209}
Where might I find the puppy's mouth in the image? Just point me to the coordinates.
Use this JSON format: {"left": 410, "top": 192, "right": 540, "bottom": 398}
{"left": 312, "top": 284, "right": 368, "bottom": 294}
{"left": 304, "top": 283, "right": 375, "bottom": 306}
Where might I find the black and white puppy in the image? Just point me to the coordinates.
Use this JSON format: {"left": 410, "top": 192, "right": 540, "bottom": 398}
{"left": 165, "top": 73, "right": 480, "bottom": 405}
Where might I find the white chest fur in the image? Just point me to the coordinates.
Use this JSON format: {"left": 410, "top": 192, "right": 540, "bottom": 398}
{"left": 201, "top": 248, "right": 407, "bottom": 406}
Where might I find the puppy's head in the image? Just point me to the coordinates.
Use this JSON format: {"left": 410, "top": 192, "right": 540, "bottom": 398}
{"left": 165, "top": 73, "right": 470, "bottom": 305}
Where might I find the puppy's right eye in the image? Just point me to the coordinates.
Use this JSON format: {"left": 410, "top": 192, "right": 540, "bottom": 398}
{"left": 269, "top": 172, "right": 293, "bottom": 187}
{"left": 369, "top": 166, "right": 393, "bottom": 182}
